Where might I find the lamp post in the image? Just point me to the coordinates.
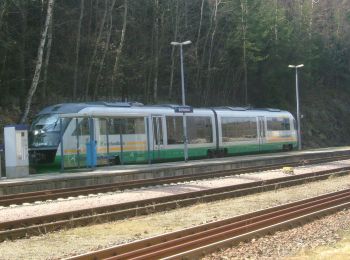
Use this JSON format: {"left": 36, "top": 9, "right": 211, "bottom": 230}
{"left": 171, "top": 40, "right": 191, "bottom": 161}
{"left": 288, "top": 64, "right": 304, "bottom": 150}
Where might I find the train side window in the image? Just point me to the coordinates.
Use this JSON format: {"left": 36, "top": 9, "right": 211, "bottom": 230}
{"left": 267, "top": 117, "right": 290, "bottom": 131}
{"left": 109, "top": 118, "right": 122, "bottom": 135}
{"left": 72, "top": 118, "right": 89, "bottom": 136}
{"left": 221, "top": 117, "right": 257, "bottom": 142}
{"left": 187, "top": 116, "right": 213, "bottom": 144}
{"left": 105, "top": 118, "right": 145, "bottom": 135}
{"left": 99, "top": 119, "right": 108, "bottom": 135}
{"left": 166, "top": 116, "right": 183, "bottom": 144}
{"left": 125, "top": 118, "right": 145, "bottom": 134}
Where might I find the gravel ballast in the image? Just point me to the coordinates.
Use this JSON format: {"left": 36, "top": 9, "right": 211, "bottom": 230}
{"left": 0, "top": 167, "right": 349, "bottom": 259}
{"left": 1, "top": 159, "right": 350, "bottom": 222}
{"left": 203, "top": 209, "right": 350, "bottom": 259}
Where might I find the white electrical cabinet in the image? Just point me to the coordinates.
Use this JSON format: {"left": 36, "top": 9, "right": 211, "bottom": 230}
{"left": 4, "top": 125, "right": 29, "bottom": 178}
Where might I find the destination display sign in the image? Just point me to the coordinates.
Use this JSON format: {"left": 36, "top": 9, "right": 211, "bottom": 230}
{"left": 174, "top": 106, "right": 193, "bottom": 113}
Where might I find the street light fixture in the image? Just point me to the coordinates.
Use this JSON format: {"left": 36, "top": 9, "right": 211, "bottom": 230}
{"left": 171, "top": 40, "right": 192, "bottom": 161}
{"left": 288, "top": 64, "right": 304, "bottom": 150}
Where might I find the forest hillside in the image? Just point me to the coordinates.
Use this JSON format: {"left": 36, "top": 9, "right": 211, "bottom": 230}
{"left": 1, "top": 0, "right": 350, "bottom": 147}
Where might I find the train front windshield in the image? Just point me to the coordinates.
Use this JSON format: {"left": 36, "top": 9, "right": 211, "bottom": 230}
{"left": 29, "top": 114, "right": 69, "bottom": 148}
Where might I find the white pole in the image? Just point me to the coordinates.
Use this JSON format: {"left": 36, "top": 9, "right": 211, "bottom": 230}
{"left": 172, "top": 41, "right": 191, "bottom": 161}
{"left": 180, "top": 45, "right": 189, "bottom": 161}
{"left": 295, "top": 68, "right": 302, "bottom": 150}
{"left": 289, "top": 64, "right": 303, "bottom": 150}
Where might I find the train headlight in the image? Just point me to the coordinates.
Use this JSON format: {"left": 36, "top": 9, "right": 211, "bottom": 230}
{"left": 33, "top": 129, "right": 46, "bottom": 135}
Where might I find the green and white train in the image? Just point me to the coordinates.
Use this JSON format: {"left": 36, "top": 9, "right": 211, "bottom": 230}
{"left": 29, "top": 102, "right": 298, "bottom": 172}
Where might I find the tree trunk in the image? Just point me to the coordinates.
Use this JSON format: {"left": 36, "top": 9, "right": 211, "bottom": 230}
{"left": 0, "top": 1, "right": 8, "bottom": 29}
{"left": 196, "top": 0, "right": 205, "bottom": 60}
{"left": 84, "top": 0, "right": 108, "bottom": 100}
{"left": 194, "top": 0, "right": 206, "bottom": 87}
{"left": 196, "top": 1, "right": 214, "bottom": 94}
{"left": 309, "top": 0, "right": 318, "bottom": 39}
{"left": 87, "top": 0, "right": 93, "bottom": 49}
{"left": 152, "top": 0, "right": 159, "bottom": 103}
{"left": 20, "top": 0, "right": 55, "bottom": 124}
{"left": 241, "top": 0, "right": 248, "bottom": 105}
{"left": 274, "top": 0, "right": 278, "bottom": 42}
{"left": 43, "top": 17, "right": 53, "bottom": 102}
{"left": 93, "top": 11, "right": 113, "bottom": 100}
{"left": 111, "top": 0, "right": 128, "bottom": 100}
{"left": 73, "top": 0, "right": 84, "bottom": 100}
{"left": 168, "top": 0, "right": 179, "bottom": 101}
{"left": 19, "top": 1, "right": 28, "bottom": 109}
{"left": 193, "top": 0, "right": 206, "bottom": 92}
{"left": 204, "top": 0, "right": 220, "bottom": 105}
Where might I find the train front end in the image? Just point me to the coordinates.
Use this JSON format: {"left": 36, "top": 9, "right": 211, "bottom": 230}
{"left": 29, "top": 113, "right": 69, "bottom": 172}
{"left": 28, "top": 103, "right": 82, "bottom": 172}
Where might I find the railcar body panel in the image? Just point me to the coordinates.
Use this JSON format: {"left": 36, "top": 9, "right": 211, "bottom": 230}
{"left": 29, "top": 103, "right": 297, "bottom": 173}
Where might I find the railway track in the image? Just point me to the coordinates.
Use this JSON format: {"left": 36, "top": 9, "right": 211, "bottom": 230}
{"left": 1, "top": 154, "right": 349, "bottom": 207}
{"left": 0, "top": 165, "right": 349, "bottom": 241}
{"left": 68, "top": 188, "right": 350, "bottom": 260}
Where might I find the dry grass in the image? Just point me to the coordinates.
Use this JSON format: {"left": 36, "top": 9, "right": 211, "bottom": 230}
{"left": 1, "top": 175, "right": 350, "bottom": 259}
{"left": 288, "top": 231, "right": 350, "bottom": 260}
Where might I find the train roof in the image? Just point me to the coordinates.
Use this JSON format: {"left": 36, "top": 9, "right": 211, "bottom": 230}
{"left": 37, "top": 102, "right": 143, "bottom": 115}
{"left": 37, "top": 102, "right": 291, "bottom": 116}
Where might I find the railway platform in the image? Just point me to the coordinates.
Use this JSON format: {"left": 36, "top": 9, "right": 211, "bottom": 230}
{"left": 0, "top": 146, "right": 350, "bottom": 195}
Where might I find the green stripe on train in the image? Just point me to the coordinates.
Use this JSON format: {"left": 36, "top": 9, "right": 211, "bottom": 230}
{"left": 31, "top": 141, "right": 297, "bottom": 173}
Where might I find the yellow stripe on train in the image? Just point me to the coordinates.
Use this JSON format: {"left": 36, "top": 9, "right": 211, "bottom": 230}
{"left": 266, "top": 137, "right": 297, "bottom": 142}
{"left": 64, "top": 145, "right": 147, "bottom": 154}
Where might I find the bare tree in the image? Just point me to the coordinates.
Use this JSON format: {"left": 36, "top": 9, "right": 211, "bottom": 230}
{"left": 0, "top": 1, "right": 8, "bottom": 29}
{"left": 93, "top": 11, "right": 113, "bottom": 99}
{"left": 309, "top": 0, "right": 314, "bottom": 39}
{"left": 196, "top": 1, "right": 214, "bottom": 92}
{"left": 111, "top": 0, "right": 128, "bottom": 100}
{"left": 42, "top": 16, "right": 53, "bottom": 101}
{"left": 204, "top": 0, "right": 220, "bottom": 104}
{"left": 274, "top": 0, "right": 278, "bottom": 42}
{"left": 241, "top": 0, "right": 248, "bottom": 105}
{"left": 73, "top": 0, "right": 85, "bottom": 100}
{"left": 18, "top": 1, "right": 28, "bottom": 105}
{"left": 20, "top": 0, "right": 55, "bottom": 123}
{"left": 195, "top": 0, "right": 206, "bottom": 61}
{"left": 84, "top": 0, "right": 109, "bottom": 100}
{"left": 168, "top": 0, "right": 179, "bottom": 101}
{"left": 0, "top": 1, "right": 8, "bottom": 96}
{"left": 153, "top": 0, "right": 160, "bottom": 103}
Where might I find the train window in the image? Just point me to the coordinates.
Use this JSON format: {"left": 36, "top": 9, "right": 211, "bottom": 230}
{"left": 187, "top": 117, "right": 213, "bottom": 144}
{"left": 221, "top": 117, "right": 257, "bottom": 142}
{"left": 267, "top": 117, "right": 290, "bottom": 131}
{"left": 124, "top": 118, "right": 145, "bottom": 134}
{"left": 166, "top": 116, "right": 183, "bottom": 144}
{"left": 99, "top": 119, "right": 108, "bottom": 135}
{"left": 98, "top": 118, "right": 145, "bottom": 135}
{"left": 72, "top": 118, "right": 90, "bottom": 136}
{"left": 108, "top": 118, "right": 123, "bottom": 135}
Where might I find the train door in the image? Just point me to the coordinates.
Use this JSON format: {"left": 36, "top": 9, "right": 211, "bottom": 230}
{"left": 64, "top": 117, "right": 92, "bottom": 169}
{"left": 73, "top": 117, "right": 85, "bottom": 168}
{"left": 152, "top": 116, "right": 165, "bottom": 161}
{"left": 258, "top": 116, "right": 266, "bottom": 151}
{"left": 96, "top": 118, "right": 116, "bottom": 166}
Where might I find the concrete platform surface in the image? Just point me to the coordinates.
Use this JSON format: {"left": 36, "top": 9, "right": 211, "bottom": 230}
{"left": 1, "top": 146, "right": 350, "bottom": 195}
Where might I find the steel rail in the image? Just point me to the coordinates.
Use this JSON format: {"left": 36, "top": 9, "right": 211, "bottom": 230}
{"left": 0, "top": 166, "right": 349, "bottom": 242}
{"left": 68, "top": 188, "right": 350, "bottom": 260}
{"left": 1, "top": 154, "right": 349, "bottom": 207}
